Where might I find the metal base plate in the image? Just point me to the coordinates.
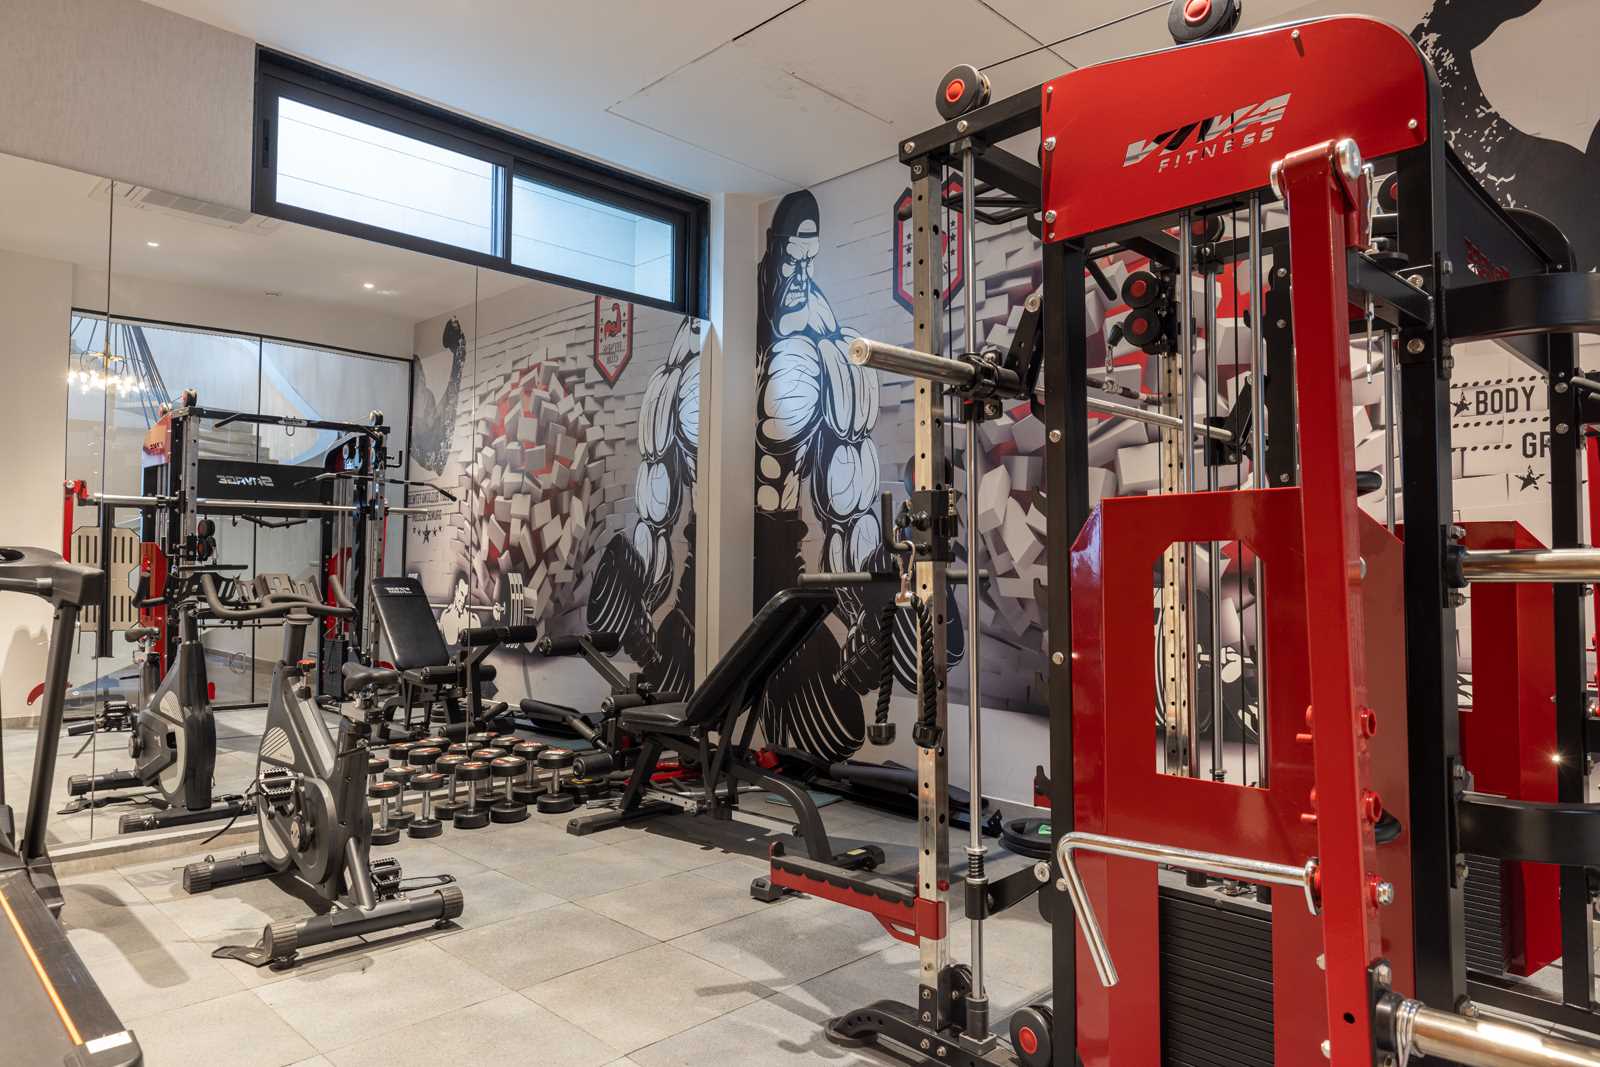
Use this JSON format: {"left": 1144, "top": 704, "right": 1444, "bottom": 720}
{"left": 826, "top": 1000, "right": 1016, "bottom": 1066}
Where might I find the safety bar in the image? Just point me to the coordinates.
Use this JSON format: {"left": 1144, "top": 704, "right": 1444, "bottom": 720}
{"left": 1386, "top": 995, "right": 1600, "bottom": 1067}
{"left": 1054, "top": 831, "right": 1319, "bottom": 987}
{"left": 1456, "top": 547, "right": 1600, "bottom": 584}
{"left": 848, "top": 336, "right": 1233, "bottom": 443}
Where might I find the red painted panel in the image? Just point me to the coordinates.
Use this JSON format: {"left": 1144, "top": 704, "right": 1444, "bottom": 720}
{"left": 1041, "top": 17, "right": 1430, "bottom": 239}
{"left": 1459, "top": 521, "right": 1560, "bottom": 976}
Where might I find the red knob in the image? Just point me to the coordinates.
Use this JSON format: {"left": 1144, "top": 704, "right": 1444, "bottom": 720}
{"left": 945, "top": 78, "right": 966, "bottom": 104}
{"left": 1184, "top": 0, "right": 1212, "bottom": 25}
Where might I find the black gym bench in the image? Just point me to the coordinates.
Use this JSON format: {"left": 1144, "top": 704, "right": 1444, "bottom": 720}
{"left": 567, "top": 587, "right": 883, "bottom": 877}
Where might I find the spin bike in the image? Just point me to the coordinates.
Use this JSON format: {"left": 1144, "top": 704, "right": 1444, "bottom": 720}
{"left": 182, "top": 573, "right": 463, "bottom": 967}
{"left": 66, "top": 564, "right": 253, "bottom": 834}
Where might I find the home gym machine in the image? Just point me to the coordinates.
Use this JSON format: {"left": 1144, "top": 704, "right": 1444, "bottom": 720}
{"left": 778, "top": 8, "right": 1600, "bottom": 1067}
{"left": 181, "top": 574, "right": 463, "bottom": 968}
{"left": 62, "top": 394, "right": 394, "bottom": 832}
{"left": 0, "top": 546, "right": 142, "bottom": 1066}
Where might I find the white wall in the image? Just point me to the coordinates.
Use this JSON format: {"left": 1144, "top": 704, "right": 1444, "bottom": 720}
{"left": 0, "top": 248, "right": 74, "bottom": 722}
{"left": 76, "top": 269, "right": 417, "bottom": 360}
{"left": 0, "top": 0, "right": 255, "bottom": 211}
{"left": 699, "top": 193, "right": 758, "bottom": 674}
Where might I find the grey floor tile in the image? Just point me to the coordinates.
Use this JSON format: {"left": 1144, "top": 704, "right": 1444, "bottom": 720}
{"left": 64, "top": 899, "right": 192, "bottom": 965}
{"left": 786, "top": 944, "right": 1034, "bottom": 1024}
{"left": 670, "top": 895, "right": 892, "bottom": 989}
{"left": 435, "top": 901, "right": 655, "bottom": 988}
{"left": 370, "top": 835, "right": 488, "bottom": 879}
{"left": 629, "top": 993, "right": 901, "bottom": 1067}
{"left": 682, "top": 853, "right": 776, "bottom": 890}
{"left": 427, "top": 867, "right": 562, "bottom": 935}
{"left": 152, "top": 873, "right": 314, "bottom": 947}
{"left": 595, "top": 824, "right": 743, "bottom": 872}
{"left": 437, "top": 817, "right": 603, "bottom": 866}
{"left": 131, "top": 989, "right": 316, "bottom": 1067}
{"left": 254, "top": 940, "right": 509, "bottom": 1051}
{"left": 324, "top": 992, "right": 614, "bottom": 1067}
{"left": 522, "top": 942, "right": 771, "bottom": 1055}
{"left": 285, "top": 1059, "right": 335, "bottom": 1067}
{"left": 577, "top": 870, "right": 770, "bottom": 940}
{"left": 85, "top": 938, "right": 248, "bottom": 1021}
{"left": 498, "top": 842, "right": 672, "bottom": 898}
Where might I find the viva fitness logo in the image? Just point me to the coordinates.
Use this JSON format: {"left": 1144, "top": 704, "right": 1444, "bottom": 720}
{"left": 1122, "top": 93, "right": 1291, "bottom": 173}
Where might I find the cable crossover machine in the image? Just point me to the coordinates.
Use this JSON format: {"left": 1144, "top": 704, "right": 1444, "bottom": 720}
{"left": 770, "top": 7, "right": 1600, "bottom": 1067}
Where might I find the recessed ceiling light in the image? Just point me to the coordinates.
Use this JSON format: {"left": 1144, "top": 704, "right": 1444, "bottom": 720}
{"left": 146, "top": 241, "right": 160, "bottom": 248}
{"left": 363, "top": 282, "right": 376, "bottom": 290}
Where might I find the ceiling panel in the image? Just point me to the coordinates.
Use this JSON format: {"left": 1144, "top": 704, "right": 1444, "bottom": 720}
{"left": 1050, "top": 5, "right": 1171, "bottom": 69}
{"left": 979, "top": 0, "right": 1162, "bottom": 56}
{"left": 733, "top": 0, "right": 1042, "bottom": 131}
{"left": 610, "top": 44, "right": 898, "bottom": 188}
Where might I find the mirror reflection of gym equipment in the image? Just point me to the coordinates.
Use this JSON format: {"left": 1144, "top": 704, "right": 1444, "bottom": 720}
{"left": 7, "top": 0, "right": 1600, "bottom": 1064}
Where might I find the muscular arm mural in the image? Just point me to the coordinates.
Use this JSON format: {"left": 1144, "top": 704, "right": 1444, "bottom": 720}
{"left": 409, "top": 317, "right": 467, "bottom": 475}
{"left": 587, "top": 318, "right": 700, "bottom": 698}
{"left": 753, "top": 192, "right": 961, "bottom": 762}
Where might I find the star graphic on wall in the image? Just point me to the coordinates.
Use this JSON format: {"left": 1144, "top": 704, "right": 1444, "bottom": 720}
{"left": 1516, "top": 466, "right": 1543, "bottom": 491}
{"left": 1452, "top": 395, "right": 1471, "bottom": 417}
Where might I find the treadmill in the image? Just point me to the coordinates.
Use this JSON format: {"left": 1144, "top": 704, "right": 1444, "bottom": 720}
{"left": 0, "top": 546, "right": 142, "bottom": 1066}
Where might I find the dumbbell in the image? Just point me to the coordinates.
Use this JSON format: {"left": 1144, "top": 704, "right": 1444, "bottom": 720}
{"left": 369, "top": 779, "right": 402, "bottom": 845}
{"left": 511, "top": 741, "right": 546, "bottom": 803}
{"left": 434, "top": 753, "right": 468, "bottom": 821}
{"left": 405, "top": 746, "right": 443, "bottom": 835}
{"left": 471, "top": 746, "right": 507, "bottom": 765}
{"left": 535, "top": 748, "right": 577, "bottom": 815}
{"left": 452, "top": 760, "right": 492, "bottom": 829}
{"left": 465, "top": 731, "right": 499, "bottom": 749}
{"left": 367, "top": 755, "right": 389, "bottom": 792}
{"left": 417, "top": 734, "right": 451, "bottom": 754}
{"left": 408, "top": 772, "right": 446, "bottom": 838}
{"left": 387, "top": 741, "right": 417, "bottom": 768}
{"left": 489, "top": 756, "right": 529, "bottom": 824}
{"left": 384, "top": 765, "right": 417, "bottom": 828}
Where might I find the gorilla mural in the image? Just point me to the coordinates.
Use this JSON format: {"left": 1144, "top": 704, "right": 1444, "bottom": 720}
{"left": 1414, "top": 0, "right": 1600, "bottom": 268}
{"left": 587, "top": 318, "right": 701, "bottom": 698}
{"left": 752, "top": 191, "right": 966, "bottom": 762}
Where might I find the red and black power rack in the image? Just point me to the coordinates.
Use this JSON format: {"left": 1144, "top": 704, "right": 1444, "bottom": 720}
{"left": 772, "top": 8, "right": 1600, "bottom": 1067}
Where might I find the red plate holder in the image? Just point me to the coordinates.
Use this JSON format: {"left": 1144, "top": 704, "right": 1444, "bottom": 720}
{"left": 1278, "top": 138, "right": 1386, "bottom": 1066}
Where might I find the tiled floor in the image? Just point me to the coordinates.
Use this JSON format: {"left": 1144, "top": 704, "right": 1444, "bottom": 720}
{"left": 57, "top": 793, "right": 1052, "bottom": 1066}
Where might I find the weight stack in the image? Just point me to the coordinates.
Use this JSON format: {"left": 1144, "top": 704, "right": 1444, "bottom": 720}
{"left": 1462, "top": 853, "right": 1506, "bottom": 977}
{"left": 1158, "top": 879, "right": 1274, "bottom": 1067}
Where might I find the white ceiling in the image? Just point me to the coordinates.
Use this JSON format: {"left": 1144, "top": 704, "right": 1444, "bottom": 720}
{"left": 0, "top": 151, "right": 532, "bottom": 322}
{"left": 140, "top": 0, "right": 1378, "bottom": 199}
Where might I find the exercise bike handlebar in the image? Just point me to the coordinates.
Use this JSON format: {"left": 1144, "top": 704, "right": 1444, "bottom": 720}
{"left": 537, "top": 632, "right": 622, "bottom": 656}
{"left": 199, "top": 572, "right": 353, "bottom": 622}
{"left": 458, "top": 622, "right": 540, "bottom": 648}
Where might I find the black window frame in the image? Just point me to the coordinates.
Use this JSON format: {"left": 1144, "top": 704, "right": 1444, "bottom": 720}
{"left": 254, "top": 49, "right": 708, "bottom": 317}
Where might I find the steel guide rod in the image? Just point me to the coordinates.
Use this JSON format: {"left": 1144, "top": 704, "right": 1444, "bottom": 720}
{"left": 848, "top": 340, "right": 1233, "bottom": 442}
{"left": 1204, "top": 257, "right": 1224, "bottom": 782}
{"left": 959, "top": 143, "right": 993, "bottom": 1046}
{"left": 1178, "top": 211, "right": 1200, "bottom": 775}
{"left": 1247, "top": 194, "right": 1269, "bottom": 787}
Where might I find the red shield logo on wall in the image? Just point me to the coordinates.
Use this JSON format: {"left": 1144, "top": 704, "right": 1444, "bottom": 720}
{"left": 592, "top": 297, "right": 634, "bottom": 386}
{"left": 892, "top": 177, "right": 964, "bottom": 314}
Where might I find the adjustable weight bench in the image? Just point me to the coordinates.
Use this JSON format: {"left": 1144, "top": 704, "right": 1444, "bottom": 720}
{"left": 567, "top": 587, "right": 883, "bottom": 877}
{"left": 369, "top": 577, "right": 523, "bottom": 740}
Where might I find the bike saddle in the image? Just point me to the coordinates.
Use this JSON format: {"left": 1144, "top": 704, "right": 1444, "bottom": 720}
{"left": 342, "top": 662, "right": 400, "bottom": 692}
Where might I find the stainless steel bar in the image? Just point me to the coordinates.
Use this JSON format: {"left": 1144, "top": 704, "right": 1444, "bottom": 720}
{"left": 1383, "top": 328, "right": 1397, "bottom": 531}
{"left": 1396, "top": 999, "right": 1600, "bottom": 1067}
{"left": 1458, "top": 548, "right": 1600, "bottom": 583}
{"left": 194, "top": 498, "right": 358, "bottom": 515}
{"left": 1054, "top": 830, "right": 1317, "bottom": 987}
{"left": 851, "top": 337, "right": 1232, "bottom": 441}
{"left": 1569, "top": 375, "right": 1600, "bottom": 393}
{"left": 1205, "top": 267, "right": 1223, "bottom": 782}
{"left": 847, "top": 338, "right": 975, "bottom": 386}
{"left": 1247, "top": 194, "right": 1268, "bottom": 787}
{"left": 1179, "top": 213, "right": 1199, "bottom": 776}
{"left": 959, "top": 144, "right": 991, "bottom": 1043}
{"left": 1091, "top": 396, "right": 1232, "bottom": 441}
{"left": 385, "top": 505, "right": 448, "bottom": 516}
{"left": 85, "top": 492, "right": 171, "bottom": 509}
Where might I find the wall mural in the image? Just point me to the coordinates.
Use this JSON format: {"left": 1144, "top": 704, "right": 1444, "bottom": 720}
{"left": 1414, "top": 0, "right": 1600, "bottom": 269}
{"left": 750, "top": 0, "right": 1596, "bottom": 768}
{"left": 405, "top": 292, "right": 698, "bottom": 700}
